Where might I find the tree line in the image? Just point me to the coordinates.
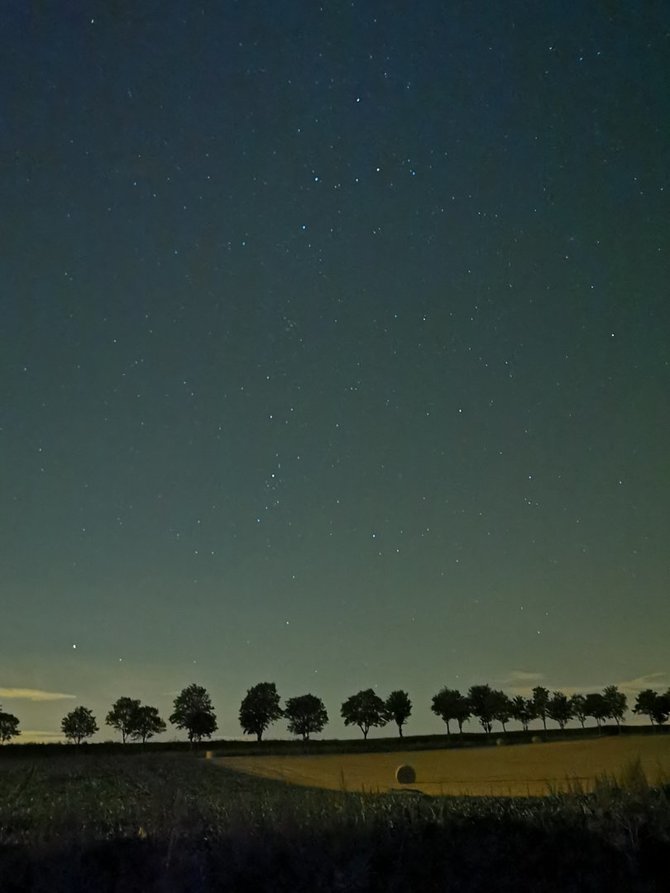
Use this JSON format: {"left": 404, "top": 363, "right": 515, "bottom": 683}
{"left": 1, "top": 684, "right": 669, "bottom": 745}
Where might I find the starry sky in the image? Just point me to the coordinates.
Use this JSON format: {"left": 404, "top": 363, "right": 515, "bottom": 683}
{"left": 2, "top": 1, "right": 669, "bottom": 742}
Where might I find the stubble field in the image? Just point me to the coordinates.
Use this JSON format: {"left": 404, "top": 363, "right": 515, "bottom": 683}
{"left": 219, "top": 734, "right": 670, "bottom": 796}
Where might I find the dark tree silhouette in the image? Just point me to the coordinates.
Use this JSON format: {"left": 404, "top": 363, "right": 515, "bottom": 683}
{"left": 532, "top": 686, "right": 550, "bottom": 731}
{"left": 385, "top": 690, "right": 412, "bottom": 737}
{"left": 170, "top": 684, "right": 217, "bottom": 743}
{"left": 340, "top": 689, "right": 387, "bottom": 739}
{"left": 491, "top": 690, "right": 513, "bottom": 733}
{"left": 602, "top": 685, "right": 627, "bottom": 727}
{"left": 633, "top": 689, "right": 669, "bottom": 727}
{"left": 129, "top": 705, "right": 166, "bottom": 743}
{"left": 511, "top": 695, "right": 536, "bottom": 731}
{"left": 0, "top": 707, "right": 20, "bottom": 743}
{"left": 547, "top": 691, "right": 573, "bottom": 730}
{"left": 284, "top": 693, "right": 328, "bottom": 741}
{"left": 106, "top": 697, "right": 141, "bottom": 743}
{"left": 569, "top": 694, "right": 588, "bottom": 728}
{"left": 431, "top": 687, "right": 471, "bottom": 735}
{"left": 61, "top": 706, "right": 98, "bottom": 744}
{"left": 584, "top": 692, "right": 609, "bottom": 729}
{"left": 239, "top": 682, "right": 283, "bottom": 741}
{"left": 468, "top": 685, "right": 497, "bottom": 734}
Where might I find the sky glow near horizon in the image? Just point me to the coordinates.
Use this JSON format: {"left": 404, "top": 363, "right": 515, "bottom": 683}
{"left": 2, "top": 1, "right": 669, "bottom": 742}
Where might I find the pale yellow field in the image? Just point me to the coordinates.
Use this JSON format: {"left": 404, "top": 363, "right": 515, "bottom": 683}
{"left": 218, "top": 736, "right": 670, "bottom": 797}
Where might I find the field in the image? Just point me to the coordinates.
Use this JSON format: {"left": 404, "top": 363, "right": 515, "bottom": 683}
{"left": 1, "top": 747, "right": 669, "bottom": 891}
{"left": 219, "top": 734, "right": 670, "bottom": 796}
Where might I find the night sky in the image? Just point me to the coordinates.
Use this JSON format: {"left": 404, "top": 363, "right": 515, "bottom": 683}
{"left": 2, "top": 1, "right": 669, "bottom": 742}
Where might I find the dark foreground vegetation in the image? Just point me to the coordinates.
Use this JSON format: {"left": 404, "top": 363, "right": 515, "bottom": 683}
{"left": 1, "top": 753, "right": 669, "bottom": 891}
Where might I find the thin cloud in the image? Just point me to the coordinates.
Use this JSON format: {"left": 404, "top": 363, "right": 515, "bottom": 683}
{"left": 615, "top": 673, "right": 667, "bottom": 692}
{"left": 503, "top": 670, "right": 545, "bottom": 686}
{"left": 0, "top": 688, "right": 76, "bottom": 702}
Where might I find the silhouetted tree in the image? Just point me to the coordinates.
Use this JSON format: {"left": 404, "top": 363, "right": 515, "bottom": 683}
{"left": 61, "top": 706, "right": 98, "bottom": 744}
{"left": 239, "top": 682, "right": 283, "bottom": 741}
{"left": 570, "top": 694, "right": 588, "bottom": 728}
{"left": 511, "top": 696, "right": 536, "bottom": 731}
{"left": 431, "top": 687, "right": 471, "bottom": 735}
{"left": 284, "top": 693, "right": 328, "bottom": 741}
{"left": 170, "top": 684, "right": 217, "bottom": 743}
{"left": 468, "top": 685, "right": 497, "bottom": 734}
{"left": 602, "top": 685, "right": 627, "bottom": 727}
{"left": 547, "top": 691, "right": 573, "bottom": 730}
{"left": 106, "top": 697, "right": 141, "bottom": 743}
{"left": 385, "top": 690, "right": 412, "bottom": 737}
{"left": 584, "top": 692, "right": 608, "bottom": 729}
{"left": 129, "top": 705, "right": 166, "bottom": 744}
{"left": 633, "top": 689, "right": 669, "bottom": 727}
{"left": 491, "top": 690, "right": 513, "bottom": 733}
{"left": 0, "top": 707, "right": 20, "bottom": 743}
{"left": 532, "top": 686, "right": 551, "bottom": 731}
{"left": 340, "top": 689, "right": 388, "bottom": 739}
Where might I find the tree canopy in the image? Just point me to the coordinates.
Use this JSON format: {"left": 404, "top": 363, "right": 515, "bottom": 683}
{"left": 531, "top": 686, "right": 551, "bottom": 731}
{"left": 633, "top": 689, "right": 670, "bottom": 726}
{"left": 431, "top": 687, "right": 471, "bottom": 735}
{"left": 0, "top": 707, "right": 20, "bottom": 743}
{"left": 239, "top": 682, "right": 283, "bottom": 741}
{"left": 61, "top": 706, "right": 98, "bottom": 744}
{"left": 106, "top": 697, "right": 141, "bottom": 743}
{"left": 130, "top": 705, "right": 166, "bottom": 743}
{"left": 170, "top": 684, "right": 217, "bottom": 743}
{"left": 284, "top": 693, "right": 328, "bottom": 740}
{"left": 340, "top": 689, "right": 387, "bottom": 739}
{"left": 385, "top": 690, "right": 412, "bottom": 737}
{"left": 468, "top": 685, "right": 497, "bottom": 734}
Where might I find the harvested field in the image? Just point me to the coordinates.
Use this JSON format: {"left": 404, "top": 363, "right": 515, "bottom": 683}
{"left": 219, "top": 734, "right": 670, "bottom": 796}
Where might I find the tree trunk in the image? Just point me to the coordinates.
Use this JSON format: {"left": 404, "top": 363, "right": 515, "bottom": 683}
{"left": 257, "top": 731, "right": 262, "bottom": 742}
{"left": 398, "top": 724, "right": 403, "bottom": 737}
{"left": 542, "top": 716, "right": 547, "bottom": 731}
{"left": 445, "top": 719, "right": 451, "bottom": 735}
{"left": 363, "top": 727, "right": 368, "bottom": 739}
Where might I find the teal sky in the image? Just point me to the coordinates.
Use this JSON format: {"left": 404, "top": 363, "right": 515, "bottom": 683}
{"left": 2, "top": 1, "right": 668, "bottom": 742}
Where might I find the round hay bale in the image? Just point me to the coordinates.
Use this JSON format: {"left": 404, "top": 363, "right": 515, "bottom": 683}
{"left": 531, "top": 736, "right": 543, "bottom": 744}
{"left": 205, "top": 750, "right": 214, "bottom": 760}
{"left": 395, "top": 764, "right": 416, "bottom": 784}
{"left": 495, "top": 738, "right": 506, "bottom": 747}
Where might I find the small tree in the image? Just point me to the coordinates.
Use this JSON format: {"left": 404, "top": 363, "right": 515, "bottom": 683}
{"left": 170, "top": 684, "right": 217, "bottom": 744}
{"left": 106, "top": 697, "right": 141, "bottom": 743}
{"left": 340, "top": 689, "right": 388, "bottom": 739}
{"left": 532, "top": 686, "right": 550, "bottom": 732}
{"left": 491, "top": 690, "right": 513, "bottom": 733}
{"left": 468, "top": 685, "right": 497, "bottom": 734}
{"left": 61, "top": 706, "right": 98, "bottom": 744}
{"left": 284, "top": 694, "right": 328, "bottom": 741}
{"left": 239, "top": 682, "right": 283, "bottom": 741}
{"left": 602, "top": 685, "right": 627, "bottom": 727}
{"left": 633, "top": 689, "right": 669, "bottom": 727}
{"left": 511, "top": 695, "right": 536, "bottom": 732}
{"left": 385, "top": 690, "right": 412, "bottom": 737}
{"left": 0, "top": 707, "right": 20, "bottom": 743}
{"left": 570, "top": 694, "right": 588, "bottom": 728}
{"left": 584, "top": 692, "right": 608, "bottom": 729}
{"left": 129, "top": 705, "right": 166, "bottom": 744}
{"left": 547, "top": 691, "right": 573, "bottom": 730}
{"left": 431, "top": 687, "right": 471, "bottom": 735}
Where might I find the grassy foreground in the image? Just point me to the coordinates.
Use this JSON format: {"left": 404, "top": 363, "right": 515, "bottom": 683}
{"left": 1, "top": 750, "right": 669, "bottom": 892}
{"left": 219, "top": 734, "right": 670, "bottom": 796}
